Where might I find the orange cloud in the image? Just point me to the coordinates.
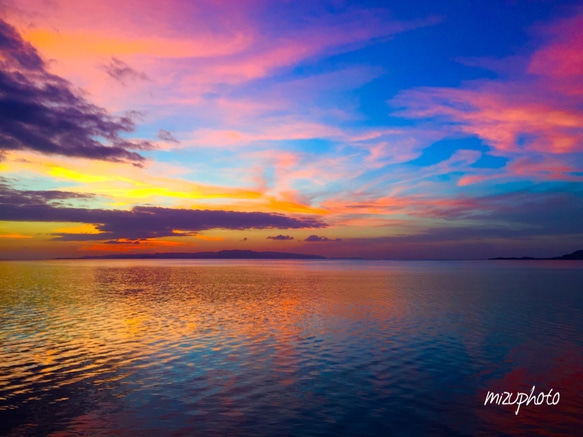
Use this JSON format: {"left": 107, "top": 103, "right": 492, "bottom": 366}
{"left": 23, "top": 29, "right": 250, "bottom": 60}
{"left": 5, "top": 0, "right": 435, "bottom": 117}
{"left": 80, "top": 239, "right": 190, "bottom": 253}
{"left": 54, "top": 224, "right": 102, "bottom": 235}
{"left": 2, "top": 151, "right": 266, "bottom": 208}
{"left": 193, "top": 234, "right": 224, "bottom": 242}
{"left": 0, "top": 233, "right": 33, "bottom": 239}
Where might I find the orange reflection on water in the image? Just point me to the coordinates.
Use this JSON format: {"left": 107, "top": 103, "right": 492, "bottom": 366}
{"left": 1, "top": 260, "right": 582, "bottom": 436}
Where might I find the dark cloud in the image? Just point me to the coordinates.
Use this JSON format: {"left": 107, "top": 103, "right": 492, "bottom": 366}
{"left": 0, "top": 177, "right": 95, "bottom": 206}
{"left": 158, "top": 129, "right": 179, "bottom": 143}
{"left": 0, "top": 19, "right": 152, "bottom": 164}
{"left": 304, "top": 235, "right": 342, "bottom": 242}
{"left": 51, "top": 207, "right": 325, "bottom": 241}
{"left": 103, "top": 57, "right": 149, "bottom": 86}
{"left": 411, "top": 189, "right": 583, "bottom": 235}
{"left": 0, "top": 184, "right": 327, "bottom": 240}
{"left": 337, "top": 190, "right": 583, "bottom": 257}
{"left": 0, "top": 19, "right": 44, "bottom": 70}
{"left": 267, "top": 234, "right": 294, "bottom": 240}
{"left": 104, "top": 239, "right": 142, "bottom": 245}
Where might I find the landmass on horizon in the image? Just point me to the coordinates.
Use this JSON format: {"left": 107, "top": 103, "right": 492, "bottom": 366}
{"left": 52, "top": 249, "right": 583, "bottom": 261}
{"left": 58, "top": 250, "right": 328, "bottom": 260}
{"left": 489, "top": 250, "right": 583, "bottom": 260}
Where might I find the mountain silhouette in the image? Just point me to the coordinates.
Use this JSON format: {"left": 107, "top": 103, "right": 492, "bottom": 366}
{"left": 63, "top": 250, "right": 327, "bottom": 260}
{"left": 490, "top": 250, "right": 583, "bottom": 260}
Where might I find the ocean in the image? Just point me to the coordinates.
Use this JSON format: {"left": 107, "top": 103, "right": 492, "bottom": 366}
{"left": 1, "top": 259, "right": 581, "bottom": 436}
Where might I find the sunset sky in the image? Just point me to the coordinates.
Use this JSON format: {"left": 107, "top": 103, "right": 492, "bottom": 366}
{"left": 1, "top": 0, "right": 582, "bottom": 259}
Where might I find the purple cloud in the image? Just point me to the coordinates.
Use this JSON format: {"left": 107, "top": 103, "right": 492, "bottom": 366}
{"left": 157, "top": 129, "right": 180, "bottom": 143}
{"left": 0, "top": 177, "right": 95, "bottom": 206}
{"left": 0, "top": 183, "right": 327, "bottom": 240}
{"left": 0, "top": 19, "right": 152, "bottom": 164}
{"left": 103, "top": 57, "right": 149, "bottom": 86}
{"left": 267, "top": 234, "right": 294, "bottom": 240}
{"left": 304, "top": 235, "right": 342, "bottom": 242}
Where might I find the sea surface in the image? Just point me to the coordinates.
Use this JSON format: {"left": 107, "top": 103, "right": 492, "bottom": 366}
{"left": 0, "top": 259, "right": 582, "bottom": 436}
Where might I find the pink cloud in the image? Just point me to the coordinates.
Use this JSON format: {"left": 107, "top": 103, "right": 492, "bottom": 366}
{"left": 4, "top": 0, "right": 436, "bottom": 117}
{"left": 528, "top": 13, "right": 583, "bottom": 79}
{"left": 395, "top": 85, "right": 583, "bottom": 155}
{"left": 184, "top": 121, "right": 346, "bottom": 149}
{"left": 458, "top": 155, "right": 583, "bottom": 186}
{"left": 392, "top": 11, "right": 583, "bottom": 183}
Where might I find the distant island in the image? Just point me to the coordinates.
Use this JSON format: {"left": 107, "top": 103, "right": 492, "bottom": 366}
{"left": 490, "top": 249, "right": 583, "bottom": 260}
{"left": 59, "top": 250, "right": 327, "bottom": 260}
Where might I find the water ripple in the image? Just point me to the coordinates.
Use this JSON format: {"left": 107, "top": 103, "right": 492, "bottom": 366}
{"left": 0, "top": 260, "right": 582, "bottom": 436}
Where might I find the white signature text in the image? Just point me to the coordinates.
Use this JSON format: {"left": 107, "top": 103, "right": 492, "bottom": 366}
{"left": 484, "top": 386, "right": 560, "bottom": 415}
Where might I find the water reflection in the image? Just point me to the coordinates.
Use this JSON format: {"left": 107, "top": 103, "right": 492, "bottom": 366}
{"left": 0, "top": 260, "right": 582, "bottom": 436}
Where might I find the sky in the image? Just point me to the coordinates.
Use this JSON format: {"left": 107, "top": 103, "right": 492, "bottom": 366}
{"left": 1, "top": 0, "right": 582, "bottom": 260}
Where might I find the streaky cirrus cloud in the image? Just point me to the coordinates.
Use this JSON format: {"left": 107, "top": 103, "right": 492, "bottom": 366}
{"left": 1, "top": 2, "right": 582, "bottom": 259}
{"left": 5, "top": 0, "right": 438, "bottom": 119}
{"left": 0, "top": 18, "right": 151, "bottom": 164}
{"left": 390, "top": 10, "right": 583, "bottom": 185}
{"left": 357, "top": 191, "right": 583, "bottom": 240}
{"left": 393, "top": 84, "right": 583, "bottom": 155}
{"left": 310, "top": 190, "right": 583, "bottom": 259}
{"left": 458, "top": 154, "right": 583, "bottom": 186}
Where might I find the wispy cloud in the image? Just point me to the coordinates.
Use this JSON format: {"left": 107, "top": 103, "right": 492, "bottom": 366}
{"left": 391, "top": 11, "right": 583, "bottom": 186}
{"left": 2, "top": 2, "right": 582, "bottom": 259}
{"left": 157, "top": 129, "right": 180, "bottom": 144}
{"left": 102, "top": 57, "right": 149, "bottom": 86}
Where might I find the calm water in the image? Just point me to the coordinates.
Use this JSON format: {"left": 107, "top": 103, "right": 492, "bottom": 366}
{"left": 0, "top": 260, "right": 581, "bottom": 436}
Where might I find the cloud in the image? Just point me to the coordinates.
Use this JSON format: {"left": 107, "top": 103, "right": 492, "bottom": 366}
{"left": 528, "top": 13, "right": 583, "bottom": 81}
{"left": 103, "top": 57, "right": 149, "bottom": 85}
{"left": 393, "top": 85, "right": 583, "bottom": 155}
{"left": 0, "top": 18, "right": 44, "bottom": 69}
{"left": 0, "top": 177, "right": 95, "bottom": 205}
{"left": 344, "top": 201, "right": 583, "bottom": 255}
{"left": 157, "top": 129, "right": 180, "bottom": 143}
{"left": 4, "top": 0, "right": 438, "bottom": 127}
{"left": 103, "top": 239, "right": 141, "bottom": 245}
{"left": 267, "top": 234, "right": 293, "bottom": 240}
{"left": 304, "top": 235, "right": 342, "bottom": 242}
{"left": 390, "top": 11, "right": 583, "bottom": 184}
{"left": 0, "top": 184, "right": 327, "bottom": 241}
{"left": 0, "top": 18, "right": 152, "bottom": 164}
{"left": 317, "top": 190, "right": 583, "bottom": 259}
{"left": 320, "top": 184, "right": 583, "bottom": 238}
